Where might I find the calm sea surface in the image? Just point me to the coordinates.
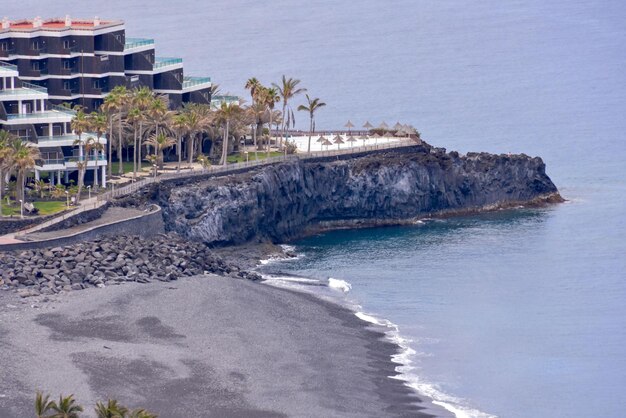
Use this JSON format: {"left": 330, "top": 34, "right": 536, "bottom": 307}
{"left": 7, "top": 1, "right": 626, "bottom": 416}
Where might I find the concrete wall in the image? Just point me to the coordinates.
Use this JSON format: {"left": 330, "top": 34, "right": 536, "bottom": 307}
{"left": 0, "top": 215, "right": 53, "bottom": 236}
{"left": 0, "top": 205, "right": 164, "bottom": 252}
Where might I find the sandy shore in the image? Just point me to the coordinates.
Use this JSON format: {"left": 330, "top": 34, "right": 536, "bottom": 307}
{"left": 0, "top": 275, "right": 439, "bottom": 417}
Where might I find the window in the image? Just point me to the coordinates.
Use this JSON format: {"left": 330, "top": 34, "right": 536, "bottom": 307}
{"left": 63, "top": 81, "right": 71, "bottom": 90}
{"left": 31, "top": 40, "right": 40, "bottom": 50}
{"left": 31, "top": 61, "right": 40, "bottom": 70}
{"left": 1, "top": 42, "right": 8, "bottom": 51}
{"left": 63, "top": 40, "right": 71, "bottom": 49}
{"left": 63, "top": 60, "right": 71, "bottom": 70}
{"left": 92, "top": 80, "right": 100, "bottom": 89}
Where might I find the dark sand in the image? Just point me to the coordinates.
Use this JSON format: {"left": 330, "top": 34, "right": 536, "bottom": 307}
{"left": 0, "top": 276, "right": 443, "bottom": 417}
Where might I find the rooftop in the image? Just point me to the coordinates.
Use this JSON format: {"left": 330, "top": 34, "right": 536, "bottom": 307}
{"left": 1, "top": 16, "right": 124, "bottom": 31}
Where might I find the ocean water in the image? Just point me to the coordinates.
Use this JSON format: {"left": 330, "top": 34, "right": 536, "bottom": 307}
{"left": 6, "top": 1, "right": 626, "bottom": 417}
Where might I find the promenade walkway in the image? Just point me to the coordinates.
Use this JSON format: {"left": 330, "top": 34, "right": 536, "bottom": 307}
{"left": 0, "top": 139, "right": 417, "bottom": 245}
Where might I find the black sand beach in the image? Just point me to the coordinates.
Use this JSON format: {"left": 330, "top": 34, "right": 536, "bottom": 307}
{"left": 0, "top": 275, "right": 441, "bottom": 417}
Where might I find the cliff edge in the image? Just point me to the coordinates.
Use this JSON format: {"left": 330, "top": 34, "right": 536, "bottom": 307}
{"left": 154, "top": 144, "right": 560, "bottom": 246}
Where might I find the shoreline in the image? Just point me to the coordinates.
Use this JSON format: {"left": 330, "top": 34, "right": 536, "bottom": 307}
{"left": 0, "top": 274, "right": 444, "bottom": 417}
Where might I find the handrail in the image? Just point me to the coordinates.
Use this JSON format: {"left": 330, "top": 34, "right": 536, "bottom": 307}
{"left": 96, "top": 140, "right": 417, "bottom": 202}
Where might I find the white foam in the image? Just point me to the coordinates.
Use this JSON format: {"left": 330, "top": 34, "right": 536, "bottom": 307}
{"left": 355, "top": 310, "right": 497, "bottom": 418}
{"left": 328, "top": 278, "right": 352, "bottom": 293}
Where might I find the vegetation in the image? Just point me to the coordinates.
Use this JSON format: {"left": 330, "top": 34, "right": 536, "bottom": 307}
{"left": 1, "top": 201, "right": 66, "bottom": 216}
{"left": 0, "top": 74, "right": 330, "bottom": 212}
{"left": 227, "top": 151, "right": 284, "bottom": 163}
{"left": 297, "top": 95, "right": 327, "bottom": 153}
{"left": 35, "top": 392, "right": 157, "bottom": 418}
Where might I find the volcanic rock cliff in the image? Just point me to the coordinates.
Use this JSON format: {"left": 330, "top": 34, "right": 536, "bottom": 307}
{"left": 154, "top": 144, "right": 560, "bottom": 246}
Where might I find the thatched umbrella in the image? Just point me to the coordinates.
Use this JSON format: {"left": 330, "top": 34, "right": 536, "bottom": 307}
{"left": 316, "top": 134, "right": 327, "bottom": 143}
{"left": 358, "top": 135, "right": 369, "bottom": 146}
{"left": 370, "top": 132, "right": 381, "bottom": 145}
{"left": 363, "top": 121, "right": 373, "bottom": 134}
{"left": 393, "top": 122, "right": 404, "bottom": 131}
{"left": 346, "top": 135, "right": 358, "bottom": 147}
{"left": 345, "top": 120, "right": 354, "bottom": 135}
{"left": 321, "top": 138, "right": 333, "bottom": 150}
{"left": 333, "top": 134, "right": 345, "bottom": 150}
{"left": 378, "top": 121, "right": 389, "bottom": 131}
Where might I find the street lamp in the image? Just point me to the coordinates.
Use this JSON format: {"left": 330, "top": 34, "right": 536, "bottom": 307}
{"left": 65, "top": 190, "right": 69, "bottom": 208}
{"left": 19, "top": 199, "right": 23, "bottom": 219}
{"left": 87, "top": 185, "right": 91, "bottom": 200}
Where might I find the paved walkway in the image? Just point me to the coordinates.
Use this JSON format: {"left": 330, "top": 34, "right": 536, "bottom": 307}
{"left": 16, "top": 207, "right": 145, "bottom": 242}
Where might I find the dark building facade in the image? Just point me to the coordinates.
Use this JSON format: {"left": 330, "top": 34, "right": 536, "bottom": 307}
{"left": 0, "top": 16, "right": 212, "bottom": 112}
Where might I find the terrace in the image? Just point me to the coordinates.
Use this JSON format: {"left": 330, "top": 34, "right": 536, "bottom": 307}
{"left": 182, "top": 76, "right": 211, "bottom": 91}
{"left": 153, "top": 57, "right": 183, "bottom": 71}
{"left": 0, "top": 82, "right": 47, "bottom": 98}
{"left": 124, "top": 38, "right": 155, "bottom": 52}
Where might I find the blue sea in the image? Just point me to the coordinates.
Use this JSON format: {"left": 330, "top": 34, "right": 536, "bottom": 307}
{"left": 8, "top": 1, "right": 626, "bottom": 416}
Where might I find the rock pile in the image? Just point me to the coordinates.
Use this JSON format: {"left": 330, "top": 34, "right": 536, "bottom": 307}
{"left": 0, "top": 234, "right": 261, "bottom": 297}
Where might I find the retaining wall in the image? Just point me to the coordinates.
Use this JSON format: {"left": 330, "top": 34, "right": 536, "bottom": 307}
{"left": 0, "top": 205, "right": 164, "bottom": 252}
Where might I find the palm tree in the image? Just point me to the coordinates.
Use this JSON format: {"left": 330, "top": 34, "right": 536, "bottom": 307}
{"left": 179, "top": 103, "right": 209, "bottom": 165}
{"left": 72, "top": 136, "right": 89, "bottom": 202}
{"left": 247, "top": 102, "right": 267, "bottom": 160}
{"left": 297, "top": 94, "right": 326, "bottom": 154}
{"left": 214, "top": 101, "right": 244, "bottom": 166}
{"left": 171, "top": 113, "right": 188, "bottom": 173}
{"left": 7, "top": 138, "right": 41, "bottom": 203}
{"left": 49, "top": 394, "right": 83, "bottom": 418}
{"left": 104, "top": 85, "right": 129, "bottom": 177}
{"left": 0, "top": 130, "right": 16, "bottom": 207}
{"left": 258, "top": 87, "right": 280, "bottom": 156}
{"left": 131, "top": 86, "right": 154, "bottom": 177}
{"left": 143, "top": 132, "right": 176, "bottom": 169}
{"left": 245, "top": 77, "right": 262, "bottom": 103}
{"left": 128, "top": 409, "right": 158, "bottom": 418}
{"left": 35, "top": 391, "right": 55, "bottom": 418}
{"left": 70, "top": 108, "right": 90, "bottom": 162}
{"left": 95, "top": 399, "right": 128, "bottom": 418}
{"left": 272, "top": 76, "right": 306, "bottom": 149}
{"left": 89, "top": 111, "right": 107, "bottom": 189}
{"left": 126, "top": 106, "right": 142, "bottom": 179}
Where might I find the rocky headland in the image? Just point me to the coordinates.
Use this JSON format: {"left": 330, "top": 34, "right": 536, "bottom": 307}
{"left": 152, "top": 143, "right": 561, "bottom": 247}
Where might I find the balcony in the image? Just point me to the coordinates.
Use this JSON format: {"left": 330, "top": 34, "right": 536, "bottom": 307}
{"left": 40, "top": 154, "right": 107, "bottom": 168}
{"left": 19, "top": 67, "right": 50, "bottom": 78}
{"left": 37, "top": 133, "right": 107, "bottom": 146}
{"left": 182, "top": 76, "right": 211, "bottom": 91}
{"left": 0, "top": 82, "right": 47, "bottom": 97}
{"left": 0, "top": 48, "right": 16, "bottom": 59}
{"left": 124, "top": 38, "right": 155, "bottom": 52}
{"left": 0, "top": 62, "right": 18, "bottom": 72}
{"left": 153, "top": 57, "right": 182, "bottom": 71}
{"left": 5, "top": 104, "right": 75, "bottom": 122}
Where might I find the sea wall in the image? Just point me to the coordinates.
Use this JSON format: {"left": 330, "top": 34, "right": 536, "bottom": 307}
{"left": 156, "top": 144, "right": 560, "bottom": 246}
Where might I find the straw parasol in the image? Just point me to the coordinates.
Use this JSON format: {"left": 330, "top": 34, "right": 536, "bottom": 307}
{"left": 370, "top": 132, "right": 381, "bottom": 145}
{"left": 358, "top": 135, "right": 368, "bottom": 146}
{"left": 316, "top": 134, "right": 327, "bottom": 143}
{"left": 378, "top": 121, "right": 389, "bottom": 131}
{"left": 345, "top": 120, "right": 354, "bottom": 135}
{"left": 393, "top": 122, "right": 404, "bottom": 131}
{"left": 321, "top": 138, "right": 333, "bottom": 150}
{"left": 346, "top": 135, "right": 357, "bottom": 146}
{"left": 333, "top": 134, "right": 345, "bottom": 150}
{"left": 363, "top": 121, "right": 373, "bottom": 133}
